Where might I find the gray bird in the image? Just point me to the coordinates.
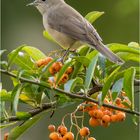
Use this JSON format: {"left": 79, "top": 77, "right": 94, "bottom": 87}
{"left": 28, "top": 0, "right": 124, "bottom": 64}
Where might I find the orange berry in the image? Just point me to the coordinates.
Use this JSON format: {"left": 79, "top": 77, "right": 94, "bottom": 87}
{"left": 85, "top": 102, "right": 98, "bottom": 111}
{"left": 49, "top": 67, "right": 56, "bottom": 75}
{"left": 89, "top": 117, "right": 100, "bottom": 127}
{"left": 49, "top": 132, "right": 59, "bottom": 140}
{"left": 4, "top": 133, "right": 9, "bottom": 140}
{"left": 116, "top": 112, "right": 126, "bottom": 121}
{"left": 36, "top": 57, "right": 53, "bottom": 67}
{"left": 88, "top": 110, "right": 94, "bottom": 117}
{"left": 63, "top": 132, "right": 74, "bottom": 140}
{"left": 110, "top": 114, "right": 118, "bottom": 122}
{"left": 115, "top": 98, "right": 122, "bottom": 105}
{"left": 58, "top": 137, "right": 63, "bottom": 140}
{"left": 66, "top": 67, "right": 73, "bottom": 75}
{"left": 79, "top": 127, "right": 90, "bottom": 137}
{"left": 92, "top": 109, "right": 103, "bottom": 119}
{"left": 104, "top": 98, "right": 110, "bottom": 104}
{"left": 102, "top": 115, "right": 110, "bottom": 124}
{"left": 59, "top": 74, "right": 69, "bottom": 84}
{"left": 52, "top": 62, "right": 62, "bottom": 72}
{"left": 103, "top": 110, "right": 112, "bottom": 116}
{"left": 57, "top": 125, "right": 68, "bottom": 136}
{"left": 88, "top": 137, "right": 96, "bottom": 140}
{"left": 49, "top": 62, "right": 62, "bottom": 75}
{"left": 117, "top": 103, "right": 125, "bottom": 108}
{"left": 48, "top": 124, "right": 56, "bottom": 132}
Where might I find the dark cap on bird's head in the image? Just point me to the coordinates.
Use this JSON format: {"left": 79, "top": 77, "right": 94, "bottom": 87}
{"left": 27, "top": 0, "right": 64, "bottom": 6}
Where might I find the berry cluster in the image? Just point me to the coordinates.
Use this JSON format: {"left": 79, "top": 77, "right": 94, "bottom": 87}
{"left": 80, "top": 97, "right": 128, "bottom": 128}
{"left": 48, "top": 125, "right": 96, "bottom": 140}
{"left": 36, "top": 57, "right": 73, "bottom": 86}
{"left": 48, "top": 124, "right": 74, "bottom": 140}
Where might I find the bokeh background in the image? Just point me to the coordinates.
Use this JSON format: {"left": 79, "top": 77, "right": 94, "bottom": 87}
{"left": 1, "top": 0, "right": 139, "bottom": 140}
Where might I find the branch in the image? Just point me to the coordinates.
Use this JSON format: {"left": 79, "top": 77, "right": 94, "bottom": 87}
{"left": 1, "top": 69, "right": 140, "bottom": 116}
{"left": 0, "top": 102, "right": 56, "bottom": 123}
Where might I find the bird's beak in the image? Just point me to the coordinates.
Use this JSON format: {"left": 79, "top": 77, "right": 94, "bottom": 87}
{"left": 26, "top": 0, "right": 39, "bottom": 6}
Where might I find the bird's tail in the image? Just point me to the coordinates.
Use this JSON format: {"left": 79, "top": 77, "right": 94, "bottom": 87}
{"left": 93, "top": 42, "right": 124, "bottom": 65}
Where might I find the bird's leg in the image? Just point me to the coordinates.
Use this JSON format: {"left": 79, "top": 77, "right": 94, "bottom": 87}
{"left": 58, "top": 47, "right": 71, "bottom": 63}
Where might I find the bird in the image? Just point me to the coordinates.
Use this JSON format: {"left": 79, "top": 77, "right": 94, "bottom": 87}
{"left": 27, "top": 0, "right": 124, "bottom": 64}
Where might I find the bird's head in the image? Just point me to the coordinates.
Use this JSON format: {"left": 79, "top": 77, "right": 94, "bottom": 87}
{"left": 27, "top": 0, "right": 64, "bottom": 14}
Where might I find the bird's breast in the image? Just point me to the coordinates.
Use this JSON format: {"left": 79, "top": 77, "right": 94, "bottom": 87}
{"left": 43, "top": 15, "right": 75, "bottom": 49}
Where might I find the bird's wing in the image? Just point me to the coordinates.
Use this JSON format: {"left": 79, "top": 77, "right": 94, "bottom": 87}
{"left": 47, "top": 4, "right": 102, "bottom": 46}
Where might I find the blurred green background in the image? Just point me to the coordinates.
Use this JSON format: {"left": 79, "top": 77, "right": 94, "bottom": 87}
{"left": 1, "top": 0, "right": 139, "bottom": 140}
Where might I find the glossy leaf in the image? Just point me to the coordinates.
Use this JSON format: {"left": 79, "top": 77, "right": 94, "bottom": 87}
{"left": 123, "top": 67, "right": 136, "bottom": 110}
{"left": 71, "top": 62, "right": 82, "bottom": 79}
{"left": 85, "top": 55, "right": 98, "bottom": 92}
{"left": 8, "top": 45, "right": 25, "bottom": 68}
{"left": 11, "top": 84, "right": 23, "bottom": 113}
{"left": 0, "top": 50, "right": 7, "bottom": 57}
{"left": 85, "top": 11, "right": 104, "bottom": 24}
{"left": 128, "top": 42, "right": 140, "bottom": 48}
{"left": 112, "top": 78, "right": 123, "bottom": 101}
{"left": 64, "top": 77, "right": 83, "bottom": 92}
{"left": 0, "top": 90, "right": 11, "bottom": 101}
{"left": 9, "top": 50, "right": 34, "bottom": 70}
{"left": 0, "top": 122, "right": 17, "bottom": 129}
{"left": 76, "top": 45, "right": 90, "bottom": 56}
{"left": 102, "top": 66, "right": 120, "bottom": 101}
{"left": 16, "top": 112, "right": 32, "bottom": 120}
{"left": 86, "top": 50, "right": 98, "bottom": 60}
{"left": 8, "top": 112, "right": 46, "bottom": 140}
{"left": 19, "top": 94, "right": 36, "bottom": 107}
{"left": 108, "top": 43, "right": 140, "bottom": 54}
{"left": 22, "top": 46, "right": 46, "bottom": 61}
{"left": 73, "top": 56, "right": 90, "bottom": 67}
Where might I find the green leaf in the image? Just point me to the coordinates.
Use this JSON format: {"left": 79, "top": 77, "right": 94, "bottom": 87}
{"left": 22, "top": 46, "right": 46, "bottom": 61}
{"left": 85, "top": 55, "right": 98, "bottom": 92}
{"left": 8, "top": 49, "right": 34, "bottom": 70}
{"left": 98, "top": 55, "right": 106, "bottom": 79}
{"left": 85, "top": 11, "right": 104, "bottom": 24}
{"left": 8, "top": 45, "right": 25, "bottom": 68}
{"left": 56, "top": 61, "right": 72, "bottom": 84}
{"left": 64, "top": 77, "right": 83, "bottom": 92}
{"left": 71, "top": 62, "right": 82, "bottom": 79}
{"left": 112, "top": 78, "right": 123, "bottom": 101}
{"left": 8, "top": 112, "right": 46, "bottom": 140}
{"left": 102, "top": 66, "right": 120, "bottom": 101}
{"left": 73, "top": 56, "right": 90, "bottom": 67}
{"left": 11, "top": 84, "right": 23, "bottom": 113}
{"left": 0, "top": 49, "right": 7, "bottom": 57}
{"left": 0, "top": 122, "right": 17, "bottom": 129}
{"left": 76, "top": 45, "right": 90, "bottom": 56}
{"left": 86, "top": 50, "right": 98, "bottom": 60}
{"left": 128, "top": 42, "right": 140, "bottom": 48}
{"left": 123, "top": 67, "right": 136, "bottom": 110}
{"left": 108, "top": 43, "right": 140, "bottom": 54}
{"left": 0, "top": 61, "right": 8, "bottom": 69}
{"left": 0, "top": 90, "right": 11, "bottom": 101}
{"left": 16, "top": 112, "right": 32, "bottom": 120}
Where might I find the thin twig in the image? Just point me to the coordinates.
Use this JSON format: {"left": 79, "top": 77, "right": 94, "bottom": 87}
{"left": 0, "top": 102, "right": 56, "bottom": 123}
{"left": 1, "top": 69, "right": 140, "bottom": 116}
